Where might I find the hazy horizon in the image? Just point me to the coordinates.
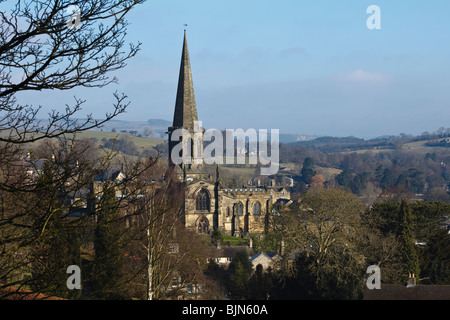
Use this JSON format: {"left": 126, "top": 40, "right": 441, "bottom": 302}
{"left": 12, "top": 0, "right": 450, "bottom": 140}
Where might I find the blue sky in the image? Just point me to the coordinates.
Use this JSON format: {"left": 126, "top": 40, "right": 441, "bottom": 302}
{"left": 13, "top": 0, "right": 450, "bottom": 138}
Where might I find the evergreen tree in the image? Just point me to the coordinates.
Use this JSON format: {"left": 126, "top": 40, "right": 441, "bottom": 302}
{"left": 398, "top": 201, "right": 421, "bottom": 282}
{"left": 300, "top": 157, "right": 316, "bottom": 185}
{"left": 336, "top": 169, "right": 353, "bottom": 188}
{"left": 31, "top": 219, "right": 82, "bottom": 299}
{"left": 248, "top": 264, "right": 274, "bottom": 300}
{"left": 379, "top": 168, "right": 396, "bottom": 189}
{"left": 31, "top": 161, "right": 61, "bottom": 296}
{"left": 384, "top": 169, "right": 397, "bottom": 189}
{"left": 406, "top": 168, "right": 425, "bottom": 194}
{"left": 66, "top": 228, "right": 82, "bottom": 300}
{"left": 228, "top": 251, "right": 253, "bottom": 299}
{"left": 91, "top": 183, "right": 125, "bottom": 299}
{"left": 421, "top": 229, "right": 450, "bottom": 284}
{"left": 375, "top": 165, "right": 384, "bottom": 183}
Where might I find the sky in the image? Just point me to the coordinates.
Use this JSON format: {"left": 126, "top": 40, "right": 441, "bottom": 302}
{"left": 11, "top": 0, "right": 450, "bottom": 139}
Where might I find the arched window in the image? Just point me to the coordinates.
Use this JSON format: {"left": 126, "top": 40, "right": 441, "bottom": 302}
{"left": 253, "top": 201, "right": 261, "bottom": 215}
{"left": 198, "top": 216, "right": 209, "bottom": 234}
{"left": 235, "top": 202, "right": 244, "bottom": 216}
{"left": 196, "top": 189, "right": 210, "bottom": 212}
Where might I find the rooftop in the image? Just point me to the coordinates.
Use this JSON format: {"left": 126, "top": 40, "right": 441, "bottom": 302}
{"left": 363, "top": 284, "right": 450, "bottom": 300}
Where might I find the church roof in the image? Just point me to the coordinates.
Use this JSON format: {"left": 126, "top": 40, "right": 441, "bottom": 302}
{"left": 172, "top": 30, "right": 198, "bottom": 130}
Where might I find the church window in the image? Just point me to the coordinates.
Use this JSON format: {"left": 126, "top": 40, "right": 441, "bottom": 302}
{"left": 198, "top": 216, "right": 209, "bottom": 234}
{"left": 236, "top": 202, "right": 244, "bottom": 216}
{"left": 253, "top": 201, "right": 261, "bottom": 215}
{"left": 196, "top": 189, "right": 210, "bottom": 212}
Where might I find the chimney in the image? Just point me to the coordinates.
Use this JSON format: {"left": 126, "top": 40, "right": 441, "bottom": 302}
{"left": 407, "top": 273, "right": 416, "bottom": 288}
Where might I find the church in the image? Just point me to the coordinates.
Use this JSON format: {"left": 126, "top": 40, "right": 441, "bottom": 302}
{"left": 167, "top": 31, "right": 291, "bottom": 237}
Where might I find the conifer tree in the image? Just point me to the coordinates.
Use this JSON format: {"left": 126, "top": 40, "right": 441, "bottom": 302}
{"left": 30, "top": 160, "right": 82, "bottom": 299}
{"left": 66, "top": 228, "right": 82, "bottom": 300}
{"left": 31, "top": 222, "right": 82, "bottom": 299}
{"left": 228, "top": 251, "right": 253, "bottom": 299}
{"left": 300, "top": 157, "right": 316, "bottom": 184}
{"left": 91, "top": 183, "right": 125, "bottom": 299}
{"left": 398, "top": 200, "right": 421, "bottom": 283}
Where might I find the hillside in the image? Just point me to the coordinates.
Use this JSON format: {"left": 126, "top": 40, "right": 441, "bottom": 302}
{"left": 290, "top": 132, "right": 450, "bottom": 154}
{"left": 90, "top": 118, "right": 171, "bottom": 139}
{"left": 75, "top": 130, "right": 163, "bottom": 149}
{"left": 13, "top": 122, "right": 448, "bottom": 196}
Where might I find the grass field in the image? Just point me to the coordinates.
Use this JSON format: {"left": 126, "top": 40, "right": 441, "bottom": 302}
{"left": 337, "top": 140, "right": 449, "bottom": 155}
{"left": 219, "top": 234, "right": 249, "bottom": 246}
{"left": 402, "top": 140, "right": 449, "bottom": 154}
{"left": 0, "top": 128, "right": 164, "bottom": 151}
{"left": 315, "top": 166, "right": 342, "bottom": 180}
{"left": 75, "top": 130, "right": 163, "bottom": 148}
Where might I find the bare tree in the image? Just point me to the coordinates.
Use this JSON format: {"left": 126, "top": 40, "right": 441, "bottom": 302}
{"left": 143, "top": 127, "right": 153, "bottom": 138}
{"left": 123, "top": 161, "right": 216, "bottom": 300}
{"left": 272, "top": 188, "right": 367, "bottom": 297}
{"left": 0, "top": 0, "right": 216, "bottom": 300}
{"left": 0, "top": 0, "right": 144, "bottom": 144}
{"left": 0, "top": 0, "right": 146, "bottom": 299}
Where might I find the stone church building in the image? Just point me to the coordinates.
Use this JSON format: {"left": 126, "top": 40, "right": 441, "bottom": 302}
{"left": 167, "top": 31, "right": 290, "bottom": 237}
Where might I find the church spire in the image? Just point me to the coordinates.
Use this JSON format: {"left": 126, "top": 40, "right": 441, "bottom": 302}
{"left": 168, "top": 31, "right": 204, "bottom": 173}
{"left": 172, "top": 30, "right": 198, "bottom": 129}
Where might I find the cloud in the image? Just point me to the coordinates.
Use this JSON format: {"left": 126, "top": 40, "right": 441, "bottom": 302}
{"left": 278, "top": 47, "right": 307, "bottom": 58}
{"left": 239, "top": 46, "right": 264, "bottom": 60}
{"left": 194, "top": 47, "right": 232, "bottom": 62}
{"left": 335, "top": 69, "right": 392, "bottom": 84}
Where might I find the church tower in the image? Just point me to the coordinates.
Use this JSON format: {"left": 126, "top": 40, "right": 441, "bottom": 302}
{"left": 166, "top": 32, "right": 291, "bottom": 236}
{"left": 167, "top": 31, "right": 204, "bottom": 177}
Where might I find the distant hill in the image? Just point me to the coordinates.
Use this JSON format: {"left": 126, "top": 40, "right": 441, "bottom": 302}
{"left": 146, "top": 119, "right": 172, "bottom": 127}
{"left": 290, "top": 133, "right": 450, "bottom": 154}
{"left": 290, "top": 136, "right": 384, "bottom": 152}
{"left": 34, "top": 118, "right": 448, "bottom": 155}
{"left": 90, "top": 119, "right": 172, "bottom": 139}
{"left": 75, "top": 130, "right": 163, "bottom": 148}
{"left": 92, "top": 119, "right": 316, "bottom": 144}
{"left": 279, "top": 133, "right": 318, "bottom": 144}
